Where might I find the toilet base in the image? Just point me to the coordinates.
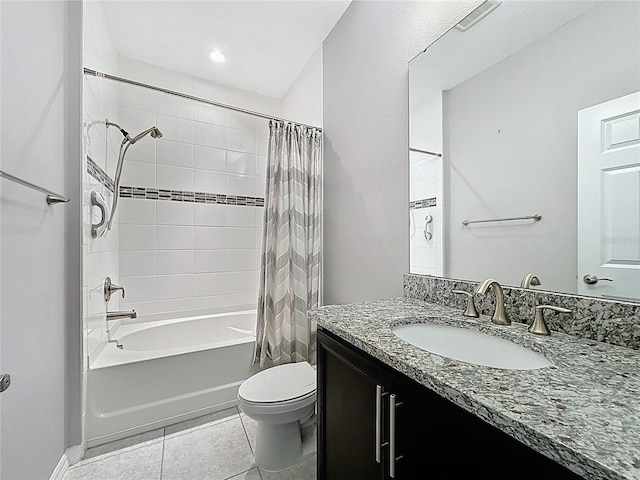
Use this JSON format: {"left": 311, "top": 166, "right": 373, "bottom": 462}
{"left": 254, "top": 420, "right": 317, "bottom": 472}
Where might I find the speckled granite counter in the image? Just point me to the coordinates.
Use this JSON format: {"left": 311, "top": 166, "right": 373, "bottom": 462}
{"left": 310, "top": 297, "right": 640, "bottom": 480}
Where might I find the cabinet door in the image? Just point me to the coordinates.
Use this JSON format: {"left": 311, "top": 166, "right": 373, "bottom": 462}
{"left": 318, "top": 332, "right": 385, "bottom": 480}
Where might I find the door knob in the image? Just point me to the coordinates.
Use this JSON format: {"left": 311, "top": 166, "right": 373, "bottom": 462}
{"left": 583, "top": 274, "right": 613, "bottom": 285}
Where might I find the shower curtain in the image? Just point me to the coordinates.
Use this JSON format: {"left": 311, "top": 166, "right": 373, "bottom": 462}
{"left": 254, "top": 120, "right": 322, "bottom": 367}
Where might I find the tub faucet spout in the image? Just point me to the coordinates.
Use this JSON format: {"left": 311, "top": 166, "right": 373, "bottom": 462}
{"left": 475, "top": 278, "right": 511, "bottom": 326}
{"left": 107, "top": 310, "right": 137, "bottom": 321}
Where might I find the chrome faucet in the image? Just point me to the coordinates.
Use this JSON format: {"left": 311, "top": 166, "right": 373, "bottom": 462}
{"left": 520, "top": 273, "right": 541, "bottom": 289}
{"left": 475, "top": 278, "right": 511, "bottom": 326}
{"left": 106, "top": 310, "right": 137, "bottom": 321}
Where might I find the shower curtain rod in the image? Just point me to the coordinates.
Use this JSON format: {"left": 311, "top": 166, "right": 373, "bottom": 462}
{"left": 83, "top": 68, "right": 322, "bottom": 131}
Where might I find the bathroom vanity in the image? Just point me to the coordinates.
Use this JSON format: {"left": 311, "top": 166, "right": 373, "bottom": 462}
{"left": 312, "top": 296, "right": 640, "bottom": 480}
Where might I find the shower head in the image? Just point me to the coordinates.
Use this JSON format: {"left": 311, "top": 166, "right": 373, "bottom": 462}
{"left": 128, "top": 126, "right": 163, "bottom": 144}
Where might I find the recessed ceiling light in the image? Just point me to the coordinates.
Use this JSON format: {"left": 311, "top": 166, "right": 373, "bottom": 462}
{"left": 209, "top": 49, "right": 226, "bottom": 63}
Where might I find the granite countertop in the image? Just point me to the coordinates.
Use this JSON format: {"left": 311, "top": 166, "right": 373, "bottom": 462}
{"left": 310, "top": 297, "right": 640, "bottom": 480}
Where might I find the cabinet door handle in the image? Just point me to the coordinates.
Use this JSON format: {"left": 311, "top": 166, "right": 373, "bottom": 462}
{"left": 376, "top": 385, "right": 382, "bottom": 463}
{"left": 389, "top": 394, "right": 404, "bottom": 478}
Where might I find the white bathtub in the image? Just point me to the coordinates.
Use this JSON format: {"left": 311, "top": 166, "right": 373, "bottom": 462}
{"left": 86, "top": 310, "right": 259, "bottom": 447}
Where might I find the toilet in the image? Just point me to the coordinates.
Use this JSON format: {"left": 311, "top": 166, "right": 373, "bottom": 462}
{"left": 237, "top": 361, "right": 317, "bottom": 471}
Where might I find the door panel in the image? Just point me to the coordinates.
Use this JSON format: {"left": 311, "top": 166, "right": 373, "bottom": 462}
{"left": 577, "top": 91, "right": 640, "bottom": 301}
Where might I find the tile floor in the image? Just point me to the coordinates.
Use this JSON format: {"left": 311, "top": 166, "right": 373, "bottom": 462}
{"left": 64, "top": 408, "right": 316, "bottom": 480}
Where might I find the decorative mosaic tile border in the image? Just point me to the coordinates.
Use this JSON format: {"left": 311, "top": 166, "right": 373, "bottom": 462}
{"left": 410, "top": 197, "right": 437, "bottom": 209}
{"left": 119, "top": 186, "right": 265, "bottom": 207}
{"left": 86, "top": 156, "right": 114, "bottom": 192}
{"left": 403, "top": 273, "right": 640, "bottom": 350}
{"left": 87, "top": 157, "right": 265, "bottom": 207}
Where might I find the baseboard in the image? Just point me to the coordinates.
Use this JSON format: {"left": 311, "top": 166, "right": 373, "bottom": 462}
{"left": 49, "top": 454, "right": 69, "bottom": 480}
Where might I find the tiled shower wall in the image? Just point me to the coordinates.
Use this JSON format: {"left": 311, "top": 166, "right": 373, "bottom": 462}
{"left": 112, "top": 58, "right": 277, "bottom": 318}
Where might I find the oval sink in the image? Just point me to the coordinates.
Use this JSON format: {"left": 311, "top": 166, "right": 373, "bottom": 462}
{"left": 392, "top": 323, "right": 552, "bottom": 370}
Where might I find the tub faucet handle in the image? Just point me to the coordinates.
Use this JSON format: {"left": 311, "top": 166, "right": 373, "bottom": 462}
{"left": 452, "top": 290, "right": 479, "bottom": 318}
{"left": 104, "top": 277, "right": 125, "bottom": 302}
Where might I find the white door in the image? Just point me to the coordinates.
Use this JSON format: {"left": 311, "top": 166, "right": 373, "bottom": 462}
{"left": 577, "top": 91, "right": 640, "bottom": 301}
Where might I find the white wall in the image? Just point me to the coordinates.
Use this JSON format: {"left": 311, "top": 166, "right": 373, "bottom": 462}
{"left": 282, "top": 46, "right": 323, "bottom": 127}
{"left": 444, "top": 1, "right": 640, "bottom": 292}
{"left": 1, "top": 1, "right": 82, "bottom": 477}
{"left": 322, "top": 0, "right": 478, "bottom": 304}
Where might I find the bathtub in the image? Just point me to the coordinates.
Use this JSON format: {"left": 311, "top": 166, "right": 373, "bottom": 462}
{"left": 86, "top": 310, "right": 259, "bottom": 447}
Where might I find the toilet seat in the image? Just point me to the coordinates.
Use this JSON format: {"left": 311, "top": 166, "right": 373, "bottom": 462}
{"left": 238, "top": 361, "right": 316, "bottom": 404}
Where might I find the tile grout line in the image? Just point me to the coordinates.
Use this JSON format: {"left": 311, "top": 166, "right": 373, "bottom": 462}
{"left": 159, "top": 426, "right": 166, "bottom": 480}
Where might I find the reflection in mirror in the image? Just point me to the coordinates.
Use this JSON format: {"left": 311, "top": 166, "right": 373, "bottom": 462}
{"left": 409, "top": 0, "right": 640, "bottom": 301}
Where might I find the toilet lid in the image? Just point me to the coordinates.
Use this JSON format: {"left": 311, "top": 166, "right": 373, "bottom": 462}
{"left": 239, "top": 362, "right": 316, "bottom": 403}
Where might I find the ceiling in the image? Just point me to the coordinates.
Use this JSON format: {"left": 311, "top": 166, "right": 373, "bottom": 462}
{"left": 100, "top": 0, "right": 351, "bottom": 99}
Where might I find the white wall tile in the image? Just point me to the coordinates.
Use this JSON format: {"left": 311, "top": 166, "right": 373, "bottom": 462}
{"left": 226, "top": 272, "right": 258, "bottom": 294}
{"left": 194, "top": 169, "right": 227, "bottom": 194}
{"left": 120, "top": 250, "right": 156, "bottom": 277}
{"left": 193, "top": 145, "right": 226, "bottom": 172}
{"left": 227, "top": 174, "right": 257, "bottom": 197}
{"left": 156, "top": 298, "right": 195, "bottom": 313}
{"left": 157, "top": 164, "right": 193, "bottom": 191}
{"left": 117, "top": 81, "right": 156, "bottom": 113}
{"left": 227, "top": 152, "right": 257, "bottom": 176}
{"left": 157, "top": 274, "right": 194, "bottom": 300}
{"left": 120, "top": 300, "right": 157, "bottom": 316}
{"left": 194, "top": 203, "right": 226, "bottom": 226}
{"left": 192, "top": 295, "right": 226, "bottom": 310}
{"left": 226, "top": 250, "right": 258, "bottom": 272}
{"left": 193, "top": 250, "right": 227, "bottom": 273}
{"left": 119, "top": 107, "right": 157, "bottom": 137}
{"left": 193, "top": 121, "right": 225, "bottom": 148}
{"left": 226, "top": 205, "right": 256, "bottom": 227}
{"left": 119, "top": 198, "right": 156, "bottom": 224}
{"left": 156, "top": 225, "right": 193, "bottom": 250}
{"left": 256, "top": 155, "right": 268, "bottom": 178}
{"left": 226, "top": 111, "right": 261, "bottom": 132}
{"left": 157, "top": 140, "right": 193, "bottom": 168}
{"left": 193, "top": 226, "right": 226, "bottom": 250}
{"left": 193, "top": 273, "right": 227, "bottom": 297}
{"left": 226, "top": 128, "right": 256, "bottom": 154}
{"left": 157, "top": 201, "right": 193, "bottom": 226}
{"left": 226, "top": 228, "right": 257, "bottom": 250}
{"left": 125, "top": 135, "right": 157, "bottom": 164}
{"left": 156, "top": 94, "right": 193, "bottom": 120}
{"left": 194, "top": 103, "right": 225, "bottom": 126}
{"left": 157, "top": 250, "right": 193, "bottom": 275}
{"left": 157, "top": 114, "right": 193, "bottom": 143}
{"left": 120, "top": 160, "right": 156, "bottom": 187}
{"left": 120, "top": 224, "right": 156, "bottom": 250}
{"left": 226, "top": 293, "right": 258, "bottom": 308}
{"left": 119, "top": 276, "right": 156, "bottom": 303}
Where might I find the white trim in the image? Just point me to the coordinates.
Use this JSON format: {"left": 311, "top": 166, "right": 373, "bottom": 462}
{"left": 48, "top": 454, "right": 69, "bottom": 480}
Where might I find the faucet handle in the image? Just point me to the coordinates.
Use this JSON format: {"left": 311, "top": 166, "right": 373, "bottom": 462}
{"left": 104, "top": 277, "right": 126, "bottom": 302}
{"left": 452, "top": 290, "right": 479, "bottom": 318}
{"left": 529, "top": 305, "right": 572, "bottom": 336}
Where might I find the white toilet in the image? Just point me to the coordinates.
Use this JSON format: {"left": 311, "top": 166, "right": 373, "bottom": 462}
{"left": 237, "top": 361, "right": 317, "bottom": 472}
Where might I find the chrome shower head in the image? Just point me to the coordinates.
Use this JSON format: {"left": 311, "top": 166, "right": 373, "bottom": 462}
{"left": 128, "top": 126, "right": 163, "bottom": 144}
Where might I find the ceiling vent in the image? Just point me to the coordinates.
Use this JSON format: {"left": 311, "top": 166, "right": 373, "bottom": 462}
{"left": 455, "top": 1, "right": 501, "bottom": 32}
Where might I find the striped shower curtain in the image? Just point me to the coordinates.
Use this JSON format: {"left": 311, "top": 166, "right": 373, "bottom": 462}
{"left": 253, "top": 120, "right": 322, "bottom": 367}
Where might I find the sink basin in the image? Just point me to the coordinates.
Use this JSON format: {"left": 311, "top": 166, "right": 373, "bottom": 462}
{"left": 392, "top": 323, "right": 552, "bottom": 370}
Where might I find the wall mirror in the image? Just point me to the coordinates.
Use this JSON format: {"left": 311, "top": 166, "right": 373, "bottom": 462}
{"left": 409, "top": 0, "right": 640, "bottom": 302}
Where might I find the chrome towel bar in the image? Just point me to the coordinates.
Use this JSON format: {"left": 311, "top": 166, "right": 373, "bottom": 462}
{"left": 462, "top": 213, "right": 541, "bottom": 226}
{"left": 0, "top": 170, "right": 70, "bottom": 205}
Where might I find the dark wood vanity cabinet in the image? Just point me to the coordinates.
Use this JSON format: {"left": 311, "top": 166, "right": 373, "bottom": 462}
{"left": 317, "top": 328, "right": 584, "bottom": 480}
